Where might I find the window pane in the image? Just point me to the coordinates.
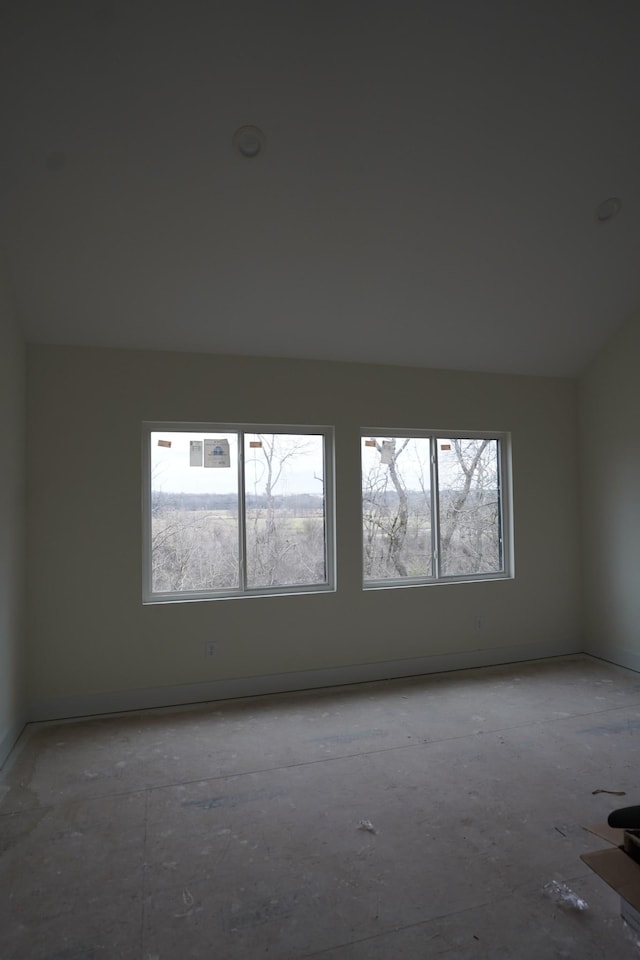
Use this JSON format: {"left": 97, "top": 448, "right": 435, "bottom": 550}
{"left": 244, "top": 433, "right": 326, "bottom": 588}
{"left": 437, "top": 438, "right": 502, "bottom": 576}
{"left": 150, "top": 432, "right": 239, "bottom": 593}
{"left": 362, "top": 437, "right": 433, "bottom": 580}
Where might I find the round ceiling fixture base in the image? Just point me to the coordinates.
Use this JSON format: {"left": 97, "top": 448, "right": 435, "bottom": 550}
{"left": 595, "top": 197, "right": 621, "bottom": 223}
{"left": 233, "top": 125, "right": 266, "bottom": 159}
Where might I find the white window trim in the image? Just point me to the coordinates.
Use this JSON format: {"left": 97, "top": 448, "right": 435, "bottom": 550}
{"left": 361, "top": 428, "right": 513, "bottom": 589}
{"left": 142, "top": 422, "right": 336, "bottom": 603}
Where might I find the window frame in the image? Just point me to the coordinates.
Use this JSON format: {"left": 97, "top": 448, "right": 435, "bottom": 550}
{"left": 361, "top": 428, "right": 513, "bottom": 589}
{"left": 142, "top": 421, "right": 336, "bottom": 603}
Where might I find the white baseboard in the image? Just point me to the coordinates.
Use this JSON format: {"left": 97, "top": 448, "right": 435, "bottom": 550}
{"left": 0, "top": 713, "right": 27, "bottom": 770}
{"left": 28, "top": 637, "right": 582, "bottom": 724}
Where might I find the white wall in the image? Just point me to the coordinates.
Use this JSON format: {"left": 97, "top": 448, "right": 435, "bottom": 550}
{"left": 579, "top": 315, "right": 640, "bottom": 670}
{"left": 0, "top": 258, "right": 26, "bottom": 765}
{"left": 26, "top": 345, "right": 582, "bottom": 720}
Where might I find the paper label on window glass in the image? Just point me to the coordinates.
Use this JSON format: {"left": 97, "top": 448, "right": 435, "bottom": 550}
{"left": 190, "top": 440, "right": 203, "bottom": 466}
{"left": 381, "top": 440, "right": 395, "bottom": 465}
{"left": 440, "top": 443, "right": 452, "bottom": 451}
{"left": 249, "top": 441, "right": 262, "bottom": 448}
{"left": 365, "top": 439, "right": 376, "bottom": 447}
{"left": 157, "top": 439, "right": 172, "bottom": 448}
{"left": 204, "top": 438, "right": 230, "bottom": 468}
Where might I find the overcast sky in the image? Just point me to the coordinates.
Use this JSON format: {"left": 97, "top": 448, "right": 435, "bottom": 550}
{"left": 151, "top": 431, "right": 324, "bottom": 495}
{"left": 151, "top": 432, "right": 497, "bottom": 495}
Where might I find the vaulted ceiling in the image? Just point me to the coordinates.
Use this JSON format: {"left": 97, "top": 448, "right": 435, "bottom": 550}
{"left": 1, "top": 1, "right": 639, "bottom": 376}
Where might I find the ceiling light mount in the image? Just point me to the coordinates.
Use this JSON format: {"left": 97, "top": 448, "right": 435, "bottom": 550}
{"left": 233, "top": 125, "right": 266, "bottom": 159}
{"left": 595, "top": 197, "right": 621, "bottom": 224}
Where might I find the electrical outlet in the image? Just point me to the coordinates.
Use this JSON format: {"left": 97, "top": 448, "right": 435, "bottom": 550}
{"left": 205, "top": 641, "right": 217, "bottom": 657}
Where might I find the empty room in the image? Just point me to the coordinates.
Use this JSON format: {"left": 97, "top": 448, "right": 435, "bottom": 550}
{"left": 2, "top": 2, "right": 640, "bottom": 958}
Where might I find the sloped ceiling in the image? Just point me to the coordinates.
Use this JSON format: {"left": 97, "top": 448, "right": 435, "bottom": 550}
{"left": 1, "top": 0, "right": 639, "bottom": 376}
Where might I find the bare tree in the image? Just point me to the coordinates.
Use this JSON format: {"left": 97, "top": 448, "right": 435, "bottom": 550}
{"left": 363, "top": 437, "right": 500, "bottom": 580}
{"left": 150, "top": 464, "right": 240, "bottom": 592}
{"left": 363, "top": 438, "right": 429, "bottom": 579}
{"left": 438, "top": 439, "right": 500, "bottom": 575}
{"left": 150, "top": 432, "right": 501, "bottom": 593}
{"left": 150, "top": 434, "right": 327, "bottom": 594}
{"left": 152, "top": 504, "right": 239, "bottom": 592}
{"left": 245, "top": 434, "right": 324, "bottom": 587}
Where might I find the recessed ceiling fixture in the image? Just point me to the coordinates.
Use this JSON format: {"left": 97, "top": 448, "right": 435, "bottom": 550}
{"left": 595, "top": 197, "right": 621, "bottom": 223}
{"left": 233, "top": 125, "right": 266, "bottom": 159}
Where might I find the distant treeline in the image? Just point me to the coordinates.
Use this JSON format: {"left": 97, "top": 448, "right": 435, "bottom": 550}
{"left": 152, "top": 491, "right": 325, "bottom": 513}
{"left": 153, "top": 488, "right": 498, "bottom": 515}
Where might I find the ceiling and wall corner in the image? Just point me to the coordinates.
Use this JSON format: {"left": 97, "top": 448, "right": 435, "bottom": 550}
{"left": 0, "top": 0, "right": 638, "bottom": 377}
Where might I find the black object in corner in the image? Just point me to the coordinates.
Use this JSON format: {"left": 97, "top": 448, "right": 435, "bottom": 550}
{"left": 608, "top": 805, "right": 640, "bottom": 829}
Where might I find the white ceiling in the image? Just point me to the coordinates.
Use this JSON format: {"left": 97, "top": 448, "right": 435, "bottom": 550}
{"left": 1, "top": 1, "right": 639, "bottom": 377}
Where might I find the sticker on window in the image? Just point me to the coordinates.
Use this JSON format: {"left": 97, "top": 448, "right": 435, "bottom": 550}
{"left": 190, "top": 440, "right": 203, "bottom": 466}
{"left": 381, "top": 440, "right": 396, "bottom": 465}
{"left": 204, "top": 439, "right": 231, "bottom": 468}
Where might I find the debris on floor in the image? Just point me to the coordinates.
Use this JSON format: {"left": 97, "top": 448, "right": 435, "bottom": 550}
{"left": 358, "top": 819, "right": 377, "bottom": 834}
{"left": 592, "top": 789, "right": 627, "bottom": 796}
{"left": 543, "top": 880, "right": 589, "bottom": 911}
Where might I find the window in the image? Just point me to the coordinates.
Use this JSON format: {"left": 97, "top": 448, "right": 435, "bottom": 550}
{"left": 362, "top": 432, "right": 510, "bottom": 586}
{"left": 143, "top": 424, "right": 334, "bottom": 602}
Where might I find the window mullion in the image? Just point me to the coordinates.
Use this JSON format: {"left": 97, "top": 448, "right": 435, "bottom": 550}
{"left": 238, "top": 431, "right": 247, "bottom": 591}
{"left": 497, "top": 439, "right": 504, "bottom": 572}
{"left": 322, "top": 435, "right": 329, "bottom": 584}
{"left": 431, "top": 435, "right": 440, "bottom": 579}
{"left": 142, "top": 428, "right": 153, "bottom": 601}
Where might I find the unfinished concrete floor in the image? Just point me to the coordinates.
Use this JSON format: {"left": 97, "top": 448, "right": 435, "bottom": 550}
{"left": 2, "top": 655, "right": 640, "bottom": 959}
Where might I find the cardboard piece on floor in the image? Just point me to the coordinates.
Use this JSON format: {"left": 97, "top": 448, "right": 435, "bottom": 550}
{"left": 581, "top": 847, "right": 640, "bottom": 912}
{"left": 582, "top": 822, "right": 640, "bottom": 916}
{"left": 583, "top": 822, "right": 625, "bottom": 846}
